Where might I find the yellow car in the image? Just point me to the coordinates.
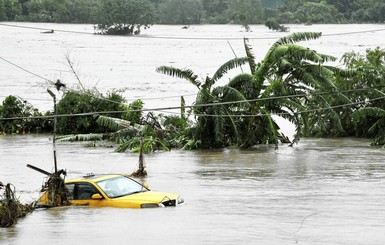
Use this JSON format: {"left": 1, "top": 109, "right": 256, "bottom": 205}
{"left": 38, "top": 174, "right": 184, "bottom": 208}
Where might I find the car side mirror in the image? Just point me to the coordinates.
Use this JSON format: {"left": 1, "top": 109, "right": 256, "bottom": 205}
{"left": 91, "top": 193, "right": 103, "bottom": 200}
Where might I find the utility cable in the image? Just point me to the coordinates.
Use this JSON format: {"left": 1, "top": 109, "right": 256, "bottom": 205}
{"left": 1, "top": 94, "right": 384, "bottom": 121}
{"left": 0, "top": 55, "right": 196, "bottom": 106}
{"left": 2, "top": 53, "right": 385, "bottom": 108}
{"left": 2, "top": 54, "right": 385, "bottom": 121}
{"left": 0, "top": 56, "right": 53, "bottom": 83}
{"left": 1, "top": 23, "right": 385, "bottom": 40}
{"left": 0, "top": 23, "right": 93, "bottom": 35}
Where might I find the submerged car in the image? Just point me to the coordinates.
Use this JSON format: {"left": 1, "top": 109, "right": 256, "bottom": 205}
{"left": 38, "top": 174, "right": 184, "bottom": 208}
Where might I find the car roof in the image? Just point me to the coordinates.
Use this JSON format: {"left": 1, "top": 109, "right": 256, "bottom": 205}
{"left": 66, "top": 174, "right": 126, "bottom": 183}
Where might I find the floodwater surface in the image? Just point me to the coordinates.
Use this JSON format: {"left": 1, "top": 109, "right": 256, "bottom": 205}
{"left": 1, "top": 23, "right": 385, "bottom": 244}
{"left": 0, "top": 136, "right": 385, "bottom": 244}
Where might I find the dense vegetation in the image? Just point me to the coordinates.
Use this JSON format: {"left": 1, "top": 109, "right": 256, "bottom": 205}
{"left": 0, "top": 0, "right": 384, "bottom": 27}
{"left": 1, "top": 33, "right": 385, "bottom": 150}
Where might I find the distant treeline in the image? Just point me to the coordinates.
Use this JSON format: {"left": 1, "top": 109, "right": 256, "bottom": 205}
{"left": 0, "top": 0, "right": 384, "bottom": 25}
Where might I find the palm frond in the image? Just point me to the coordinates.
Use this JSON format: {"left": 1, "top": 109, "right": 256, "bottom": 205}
{"left": 96, "top": 115, "right": 133, "bottom": 131}
{"left": 370, "top": 89, "right": 385, "bottom": 97}
{"left": 325, "top": 66, "right": 357, "bottom": 78}
{"left": 228, "top": 73, "right": 254, "bottom": 87}
{"left": 212, "top": 86, "right": 250, "bottom": 108}
{"left": 110, "top": 127, "right": 137, "bottom": 143}
{"left": 279, "top": 99, "right": 306, "bottom": 113}
{"left": 316, "top": 95, "right": 345, "bottom": 133}
{"left": 273, "top": 32, "right": 322, "bottom": 47}
{"left": 353, "top": 107, "right": 385, "bottom": 121}
{"left": 244, "top": 38, "right": 257, "bottom": 72}
{"left": 228, "top": 73, "right": 259, "bottom": 99}
{"left": 57, "top": 134, "right": 104, "bottom": 142}
{"left": 156, "top": 66, "right": 201, "bottom": 88}
{"left": 115, "top": 139, "right": 136, "bottom": 153}
{"left": 211, "top": 57, "right": 249, "bottom": 83}
{"left": 272, "top": 44, "right": 335, "bottom": 64}
{"left": 290, "top": 65, "right": 335, "bottom": 90}
{"left": 213, "top": 105, "right": 226, "bottom": 143}
{"left": 260, "top": 108, "right": 279, "bottom": 145}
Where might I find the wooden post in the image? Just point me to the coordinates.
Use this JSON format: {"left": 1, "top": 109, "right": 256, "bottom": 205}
{"left": 47, "top": 89, "right": 58, "bottom": 174}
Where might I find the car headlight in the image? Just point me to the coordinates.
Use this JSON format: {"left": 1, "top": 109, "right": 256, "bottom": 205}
{"left": 178, "top": 197, "right": 184, "bottom": 205}
{"left": 140, "top": 203, "right": 160, "bottom": 208}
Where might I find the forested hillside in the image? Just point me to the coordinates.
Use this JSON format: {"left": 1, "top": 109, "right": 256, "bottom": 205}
{"left": 0, "top": 0, "right": 384, "bottom": 24}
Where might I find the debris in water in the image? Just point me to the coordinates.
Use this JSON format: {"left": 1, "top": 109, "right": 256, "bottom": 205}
{"left": 0, "top": 182, "right": 33, "bottom": 228}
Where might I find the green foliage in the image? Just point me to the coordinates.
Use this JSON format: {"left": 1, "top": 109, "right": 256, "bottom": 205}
{"left": 295, "top": 1, "right": 340, "bottom": 24}
{"left": 188, "top": 32, "right": 352, "bottom": 147}
{"left": 121, "top": 100, "right": 144, "bottom": 125}
{"left": 265, "top": 18, "right": 289, "bottom": 32}
{"left": 93, "top": 0, "right": 154, "bottom": 35}
{"left": 157, "top": 56, "right": 250, "bottom": 148}
{"left": 262, "top": 0, "right": 285, "bottom": 8}
{"left": 55, "top": 90, "right": 125, "bottom": 134}
{"left": 157, "top": 0, "right": 202, "bottom": 24}
{"left": 201, "top": 0, "right": 229, "bottom": 23}
{"left": 4, "top": 0, "right": 385, "bottom": 24}
{"left": 227, "top": 0, "right": 263, "bottom": 26}
{"left": 57, "top": 134, "right": 104, "bottom": 142}
{"left": 279, "top": 0, "right": 383, "bottom": 23}
{"left": 54, "top": 0, "right": 98, "bottom": 23}
{"left": 18, "top": 0, "right": 56, "bottom": 22}
{"left": 0, "top": 95, "right": 47, "bottom": 134}
{"left": 338, "top": 47, "right": 385, "bottom": 143}
{"left": 96, "top": 114, "right": 174, "bottom": 153}
{"left": 353, "top": 107, "right": 385, "bottom": 146}
{"left": 0, "top": 0, "right": 21, "bottom": 21}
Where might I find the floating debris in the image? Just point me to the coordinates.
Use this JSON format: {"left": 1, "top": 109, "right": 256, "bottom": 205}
{"left": 0, "top": 182, "right": 33, "bottom": 228}
{"left": 27, "top": 164, "right": 70, "bottom": 207}
{"left": 38, "top": 171, "right": 70, "bottom": 207}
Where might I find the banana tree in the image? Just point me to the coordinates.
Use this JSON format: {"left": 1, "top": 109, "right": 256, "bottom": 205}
{"left": 157, "top": 57, "right": 250, "bottom": 148}
{"left": 157, "top": 32, "right": 354, "bottom": 148}
{"left": 248, "top": 32, "right": 354, "bottom": 143}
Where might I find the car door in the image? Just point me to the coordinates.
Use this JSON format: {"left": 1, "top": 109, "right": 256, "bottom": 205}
{"left": 66, "top": 182, "right": 105, "bottom": 206}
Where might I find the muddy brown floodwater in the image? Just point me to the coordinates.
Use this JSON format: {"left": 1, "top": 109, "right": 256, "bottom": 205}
{"left": 1, "top": 135, "right": 385, "bottom": 244}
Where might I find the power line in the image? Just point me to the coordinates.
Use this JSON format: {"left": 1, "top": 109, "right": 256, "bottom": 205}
{"left": 0, "top": 55, "right": 195, "bottom": 106}
{"left": 0, "top": 23, "right": 93, "bottom": 35}
{"left": 1, "top": 92, "right": 384, "bottom": 121}
{"left": 0, "top": 56, "right": 53, "bottom": 83}
{"left": 2, "top": 53, "right": 385, "bottom": 121}
{"left": 2, "top": 24, "right": 385, "bottom": 122}
{"left": 2, "top": 52, "right": 385, "bottom": 109}
{"left": 1, "top": 22, "right": 385, "bottom": 40}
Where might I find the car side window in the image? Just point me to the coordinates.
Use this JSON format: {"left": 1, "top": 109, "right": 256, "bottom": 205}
{"left": 66, "top": 183, "right": 75, "bottom": 200}
{"left": 73, "top": 183, "right": 99, "bottom": 200}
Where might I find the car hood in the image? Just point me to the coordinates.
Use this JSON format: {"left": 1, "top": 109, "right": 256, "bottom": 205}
{"left": 114, "top": 191, "right": 180, "bottom": 204}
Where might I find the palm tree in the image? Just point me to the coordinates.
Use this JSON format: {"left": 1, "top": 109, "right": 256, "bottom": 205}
{"left": 157, "top": 57, "right": 250, "bottom": 148}
{"left": 247, "top": 32, "right": 354, "bottom": 143}
{"left": 157, "top": 32, "right": 352, "bottom": 148}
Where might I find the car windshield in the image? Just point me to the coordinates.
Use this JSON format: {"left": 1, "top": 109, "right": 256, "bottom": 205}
{"left": 96, "top": 176, "right": 147, "bottom": 198}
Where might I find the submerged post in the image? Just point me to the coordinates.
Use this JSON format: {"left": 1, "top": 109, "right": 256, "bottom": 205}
{"left": 131, "top": 134, "right": 147, "bottom": 177}
{"left": 47, "top": 89, "right": 58, "bottom": 174}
